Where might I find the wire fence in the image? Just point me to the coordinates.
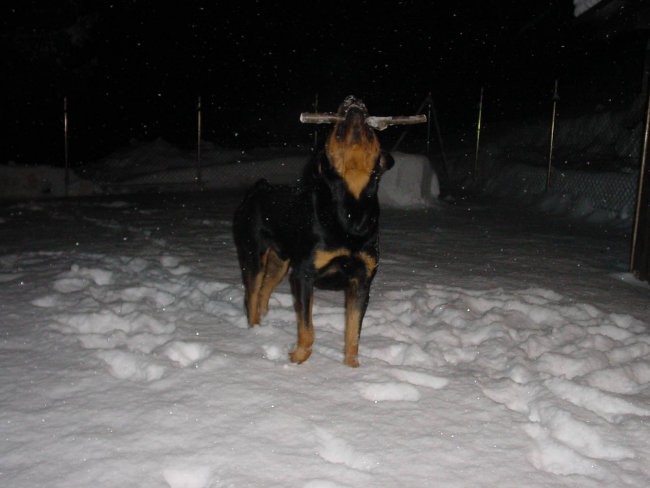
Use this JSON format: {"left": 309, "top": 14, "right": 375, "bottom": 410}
{"left": 28, "top": 76, "right": 646, "bottom": 209}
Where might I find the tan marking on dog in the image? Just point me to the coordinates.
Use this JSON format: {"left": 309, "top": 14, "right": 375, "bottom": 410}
{"left": 357, "top": 252, "right": 377, "bottom": 279}
{"left": 245, "top": 268, "right": 264, "bottom": 326}
{"left": 313, "top": 248, "right": 351, "bottom": 270}
{"left": 257, "top": 249, "right": 289, "bottom": 318}
{"left": 344, "top": 285, "right": 361, "bottom": 367}
{"left": 326, "top": 127, "right": 380, "bottom": 199}
{"left": 289, "top": 294, "right": 314, "bottom": 364}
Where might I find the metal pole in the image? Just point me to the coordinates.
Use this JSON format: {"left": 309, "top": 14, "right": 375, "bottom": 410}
{"left": 196, "top": 96, "right": 202, "bottom": 188}
{"left": 474, "top": 86, "right": 484, "bottom": 179}
{"left": 426, "top": 96, "right": 432, "bottom": 154}
{"left": 64, "top": 97, "right": 69, "bottom": 197}
{"left": 546, "top": 79, "right": 559, "bottom": 190}
{"left": 313, "top": 93, "right": 319, "bottom": 148}
{"left": 630, "top": 80, "right": 650, "bottom": 272}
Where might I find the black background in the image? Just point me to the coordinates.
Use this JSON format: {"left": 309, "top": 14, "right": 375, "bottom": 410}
{"left": 3, "top": 1, "right": 647, "bottom": 166}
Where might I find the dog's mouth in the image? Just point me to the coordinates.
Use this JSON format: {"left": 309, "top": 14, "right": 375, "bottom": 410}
{"left": 299, "top": 95, "right": 426, "bottom": 131}
{"left": 336, "top": 106, "right": 372, "bottom": 144}
{"left": 327, "top": 100, "right": 380, "bottom": 199}
{"left": 333, "top": 97, "right": 372, "bottom": 142}
{"left": 338, "top": 95, "right": 368, "bottom": 118}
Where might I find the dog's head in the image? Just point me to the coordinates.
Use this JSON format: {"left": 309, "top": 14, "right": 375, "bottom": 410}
{"left": 323, "top": 96, "right": 394, "bottom": 199}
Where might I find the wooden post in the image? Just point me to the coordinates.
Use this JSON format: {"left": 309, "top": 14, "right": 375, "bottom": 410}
{"left": 196, "top": 96, "right": 202, "bottom": 189}
{"left": 630, "top": 77, "right": 650, "bottom": 279}
{"left": 474, "top": 86, "right": 484, "bottom": 179}
{"left": 63, "top": 97, "right": 69, "bottom": 197}
{"left": 546, "top": 79, "right": 559, "bottom": 190}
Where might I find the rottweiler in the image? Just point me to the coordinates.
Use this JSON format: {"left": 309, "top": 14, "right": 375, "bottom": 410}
{"left": 233, "top": 95, "right": 394, "bottom": 367}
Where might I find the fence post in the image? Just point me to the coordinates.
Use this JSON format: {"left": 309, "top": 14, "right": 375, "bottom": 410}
{"left": 313, "top": 93, "right": 319, "bottom": 149}
{"left": 546, "top": 79, "right": 559, "bottom": 190}
{"left": 196, "top": 96, "right": 202, "bottom": 189}
{"left": 474, "top": 86, "right": 484, "bottom": 180}
{"left": 63, "top": 96, "right": 69, "bottom": 197}
{"left": 426, "top": 95, "right": 432, "bottom": 155}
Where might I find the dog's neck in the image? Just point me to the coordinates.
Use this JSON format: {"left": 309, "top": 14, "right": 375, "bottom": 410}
{"left": 326, "top": 127, "right": 380, "bottom": 200}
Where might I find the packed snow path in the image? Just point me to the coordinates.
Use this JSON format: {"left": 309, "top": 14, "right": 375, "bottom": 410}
{"left": 1, "top": 192, "right": 648, "bottom": 487}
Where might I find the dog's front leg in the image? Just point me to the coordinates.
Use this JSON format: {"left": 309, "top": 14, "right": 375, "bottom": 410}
{"left": 289, "top": 271, "right": 314, "bottom": 364}
{"left": 344, "top": 279, "right": 370, "bottom": 368}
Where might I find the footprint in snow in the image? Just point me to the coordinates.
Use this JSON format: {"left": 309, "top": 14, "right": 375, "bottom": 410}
{"left": 388, "top": 369, "right": 449, "bottom": 389}
{"left": 356, "top": 381, "right": 421, "bottom": 402}
{"left": 53, "top": 264, "right": 114, "bottom": 293}
{"left": 160, "top": 255, "right": 192, "bottom": 275}
{"left": 159, "top": 341, "right": 212, "bottom": 367}
{"left": 95, "top": 349, "right": 166, "bottom": 382}
{"left": 162, "top": 466, "right": 213, "bottom": 488}
{"left": 314, "top": 427, "right": 377, "bottom": 471}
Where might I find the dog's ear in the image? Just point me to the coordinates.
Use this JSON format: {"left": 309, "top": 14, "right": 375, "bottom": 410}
{"left": 378, "top": 150, "right": 395, "bottom": 172}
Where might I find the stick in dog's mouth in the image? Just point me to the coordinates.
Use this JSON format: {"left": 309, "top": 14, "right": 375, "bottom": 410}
{"left": 299, "top": 95, "right": 427, "bottom": 131}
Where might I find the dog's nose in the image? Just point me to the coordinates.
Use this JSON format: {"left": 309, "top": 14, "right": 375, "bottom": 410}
{"left": 345, "top": 107, "right": 365, "bottom": 125}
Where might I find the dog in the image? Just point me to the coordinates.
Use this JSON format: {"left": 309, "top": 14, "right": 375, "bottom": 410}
{"left": 233, "top": 95, "right": 394, "bottom": 367}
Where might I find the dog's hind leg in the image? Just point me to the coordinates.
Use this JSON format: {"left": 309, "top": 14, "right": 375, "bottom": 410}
{"left": 257, "top": 249, "right": 289, "bottom": 319}
{"left": 288, "top": 272, "right": 314, "bottom": 364}
{"left": 243, "top": 261, "right": 265, "bottom": 326}
{"left": 343, "top": 279, "right": 370, "bottom": 368}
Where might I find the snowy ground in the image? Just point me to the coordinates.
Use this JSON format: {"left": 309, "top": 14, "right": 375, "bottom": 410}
{"left": 1, "top": 175, "right": 649, "bottom": 486}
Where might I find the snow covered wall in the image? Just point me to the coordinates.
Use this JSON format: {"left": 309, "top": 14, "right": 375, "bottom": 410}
{"left": 0, "top": 164, "right": 99, "bottom": 199}
{"left": 0, "top": 141, "right": 438, "bottom": 209}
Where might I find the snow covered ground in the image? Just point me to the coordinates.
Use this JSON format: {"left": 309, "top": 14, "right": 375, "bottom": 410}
{"left": 1, "top": 141, "right": 649, "bottom": 487}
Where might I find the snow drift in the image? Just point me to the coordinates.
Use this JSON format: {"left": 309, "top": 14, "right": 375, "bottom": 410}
{"left": 1, "top": 190, "right": 648, "bottom": 487}
{"left": 0, "top": 140, "right": 439, "bottom": 208}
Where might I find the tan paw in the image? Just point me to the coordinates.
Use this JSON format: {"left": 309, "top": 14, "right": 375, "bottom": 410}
{"left": 289, "top": 346, "right": 312, "bottom": 364}
{"left": 343, "top": 355, "right": 360, "bottom": 368}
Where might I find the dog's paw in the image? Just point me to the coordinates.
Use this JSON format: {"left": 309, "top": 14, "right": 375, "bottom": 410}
{"left": 289, "top": 346, "right": 312, "bottom": 364}
{"left": 343, "top": 355, "right": 360, "bottom": 368}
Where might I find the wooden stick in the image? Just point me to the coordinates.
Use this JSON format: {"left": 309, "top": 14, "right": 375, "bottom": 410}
{"left": 366, "top": 115, "right": 427, "bottom": 131}
{"left": 300, "top": 112, "right": 427, "bottom": 131}
{"left": 299, "top": 113, "right": 342, "bottom": 124}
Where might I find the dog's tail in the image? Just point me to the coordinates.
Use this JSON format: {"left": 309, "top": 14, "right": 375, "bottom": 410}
{"left": 240, "top": 178, "right": 270, "bottom": 202}
{"left": 253, "top": 178, "right": 270, "bottom": 190}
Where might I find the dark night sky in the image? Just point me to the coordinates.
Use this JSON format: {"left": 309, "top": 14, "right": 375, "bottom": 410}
{"left": 2, "top": 1, "right": 647, "bottom": 166}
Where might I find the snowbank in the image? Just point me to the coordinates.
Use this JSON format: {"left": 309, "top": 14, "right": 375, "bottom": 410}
{"left": 92, "top": 140, "right": 438, "bottom": 207}
{"left": 485, "top": 163, "right": 637, "bottom": 224}
{"left": 1, "top": 140, "right": 439, "bottom": 209}
{"left": 0, "top": 164, "right": 99, "bottom": 199}
{"left": 379, "top": 152, "right": 439, "bottom": 207}
{"left": 1, "top": 193, "right": 648, "bottom": 487}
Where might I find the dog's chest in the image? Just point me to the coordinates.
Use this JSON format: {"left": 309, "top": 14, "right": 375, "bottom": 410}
{"left": 311, "top": 247, "right": 377, "bottom": 290}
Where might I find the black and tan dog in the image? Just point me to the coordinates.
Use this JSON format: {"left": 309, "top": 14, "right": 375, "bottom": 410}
{"left": 233, "top": 96, "right": 394, "bottom": 367}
